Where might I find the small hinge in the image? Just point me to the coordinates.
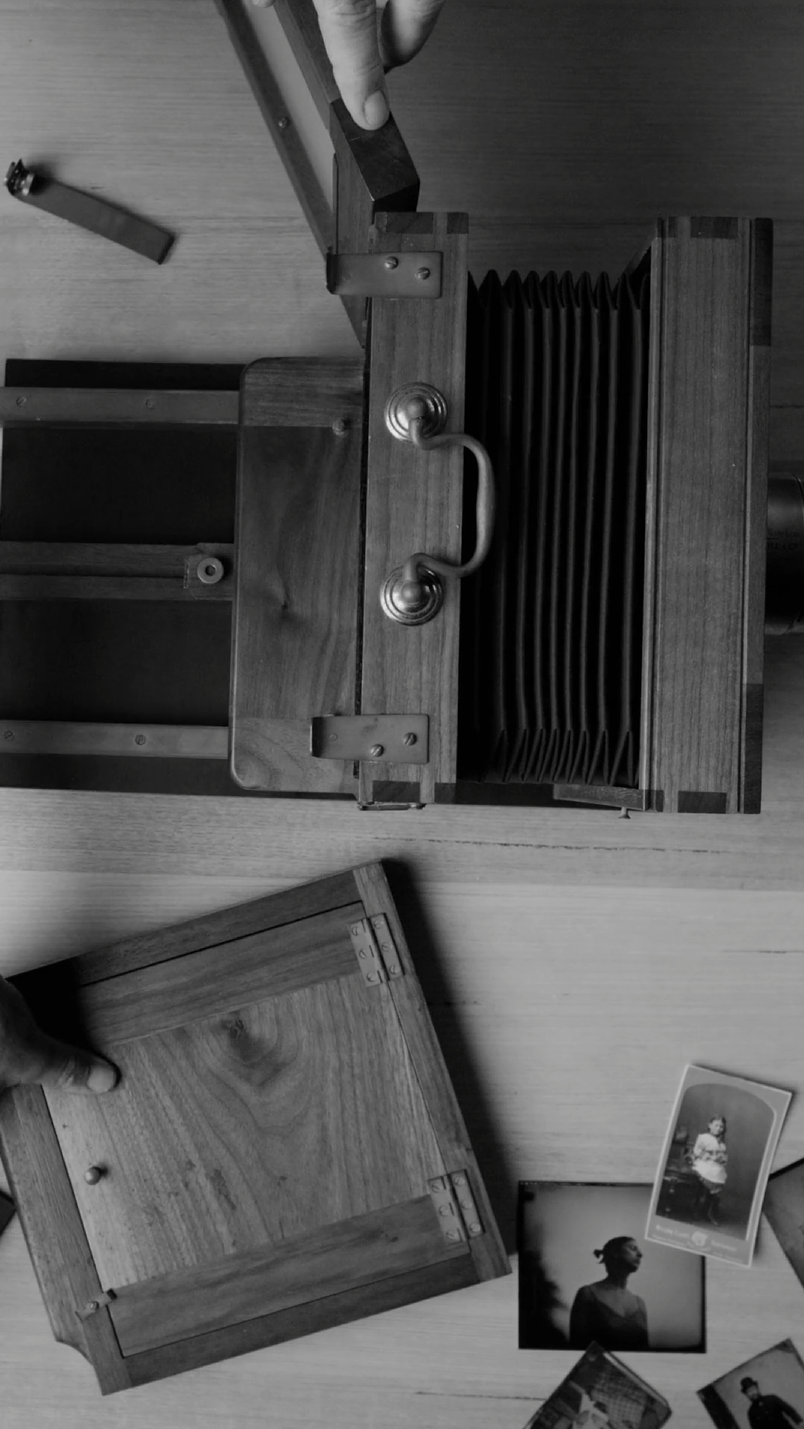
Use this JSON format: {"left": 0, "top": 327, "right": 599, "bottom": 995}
{"left": 347, "top": 916, "right": 403, "bottom": 985}
{"left": 311, "top": 714, "right": 428, "bottom": 764}
{"left": 428, "top": 1170, "right": 485, "bottom": 1245}
{"left": 326, "top": 251, "right": 443, "bottom": 299}
{"left": 76, "top": 1289, "right": 116, "bottom": 1320}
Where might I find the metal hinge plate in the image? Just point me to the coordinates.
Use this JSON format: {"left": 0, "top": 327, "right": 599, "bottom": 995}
{"left": 76, "top": 1289, "right": 116, "bottom": 1320}
{"left": 428, "top": 1171, "right": 485, "bottom": 1245}
{"left": 311, "top": 714, "right": 429, "bottom": 763}
{"left": 326, "top": 251, "right": 443, "bottom": 298}
{"left": 348, "top": 914, "right": 404, "bottom": 985}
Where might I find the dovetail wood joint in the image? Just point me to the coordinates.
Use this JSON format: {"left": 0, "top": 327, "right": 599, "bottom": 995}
{"left": 428, "top": 1171, "right": 484, "bottom": 1244}
{"left": 348, "top": 915, "right": 403, "bottom": 985}
{"left": 77, "top": 1289, "right": 116, "bottom": 1320}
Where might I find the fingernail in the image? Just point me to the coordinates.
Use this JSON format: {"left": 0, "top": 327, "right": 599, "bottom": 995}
{"left": 363, "top": 90, "right": 389, "bottom": 129}
{"left": 87, "top": 1060, "right": 118, "bottom": 1094}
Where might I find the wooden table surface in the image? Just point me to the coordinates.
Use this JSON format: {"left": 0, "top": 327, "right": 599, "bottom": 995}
{"left": 2, "top": 3, "right": 804, "bottom": 1426}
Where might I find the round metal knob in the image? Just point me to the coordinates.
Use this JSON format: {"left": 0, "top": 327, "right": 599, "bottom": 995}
{"left": 384, "top": 383, "right": 448, "bottom": 443}
{"left": 380, "top": 565, "right": 444, "bottom": 626}
{"left": 196, "top": 555, "right": 224, "bottom": 585}
{"left": 84, "top": 1166, "right": 104, "bottom": 1185}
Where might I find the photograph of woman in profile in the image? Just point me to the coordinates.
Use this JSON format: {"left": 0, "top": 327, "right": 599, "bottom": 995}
{"left": 689, "top": 1115, "right": 728, "bottom": 1224}
{"left": 569, "top": 1237, "right": 649, "bottom": 1350}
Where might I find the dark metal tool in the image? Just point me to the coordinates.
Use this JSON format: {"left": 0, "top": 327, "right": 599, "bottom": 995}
{"left": 5, "top": 159, "right": 174, "bottom": 264}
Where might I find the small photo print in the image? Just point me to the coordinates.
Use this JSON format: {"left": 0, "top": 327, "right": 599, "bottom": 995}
{"left": 762, "top": 1158, "right": 804, "bottom": 1290}
{"left": 645, "top": 1065, "right": 792, "bottom": 1266}
{"left": 521, "top": 1342, "right": 672, "bottom": 1429}
{"left": 518, "top": 1182, "right": 705, "bottom": 1353}
{"left": 698, "top": 1337, "right": 804, "bottom": 1429}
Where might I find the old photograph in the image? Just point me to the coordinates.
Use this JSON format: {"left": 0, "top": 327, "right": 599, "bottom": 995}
{"left": 699, "top": 1339, "right": 804, "bottom": 1429}
{"left": 762, "top": 1158, "right": 804, "bottom": 1291}
{"left": 521, "top": 1343, "right": 672, "bottom": 1429}
{"left": 518, "top": 1182, "right": 704, "bottom": 1352}
{"left": 645, "top": 1065, "right": 792, "bottom": 1266}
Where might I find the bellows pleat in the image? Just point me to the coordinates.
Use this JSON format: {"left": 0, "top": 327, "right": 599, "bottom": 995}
{"left": 459, "top": 262, "right": 650, "bottom": 787}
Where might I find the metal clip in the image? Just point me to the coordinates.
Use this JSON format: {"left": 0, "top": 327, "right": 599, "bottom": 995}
{"left": 326, "top": 251, "right": 443, "bottom": 298}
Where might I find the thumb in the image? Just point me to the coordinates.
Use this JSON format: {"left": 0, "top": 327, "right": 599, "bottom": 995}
{"left": 312, "top": 0, "right": 389, "bottom": 130}
{"left": 0, "top": 978, "right": 117, "bottom": 1095}
{"left": 18, "top": 1034, "right": 118, "bottom": 1095}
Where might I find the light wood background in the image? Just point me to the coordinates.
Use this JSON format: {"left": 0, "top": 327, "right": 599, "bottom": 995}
{"left": 2, "top": 2, "right": 804, "bottom": 1426}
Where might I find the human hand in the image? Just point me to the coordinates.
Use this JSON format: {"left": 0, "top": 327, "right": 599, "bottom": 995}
{"left": 262, "top": 0, "right": 447, "bottom": 130}
{"left": 0, "top": 975, "right": 117, "bottom": 1096}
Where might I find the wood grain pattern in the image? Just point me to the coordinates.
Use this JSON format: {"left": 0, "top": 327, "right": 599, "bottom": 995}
{"left": 45, "top": 972, "right": 444, "bottom": 1288}
{"left": 76, "top": 900, "right": 365, "bottom": 1042}
{"left": 360, "top": 212, "right": 468, "bottom": 804}
{"left": 0, "top": 541, "right": 233, "bottom": 576}
{"left": 110, "top": 1195, "right": 466, "bottom": 1354}
{"left": 212, "top": 0, "right": 333, "bottom": 255}
{"left": 352, "top": 863, "right": 510, "bottom": 1286}
{"left": 230, "top": 412, "right": 363, "bottom": 793}
{"left": 0, "top": 1087, "right": 130, "bottom": 1394}
{"left": 122, "top": 1252, "right": 479, "bottom": 1391}
{"left": 27, "top": 867, "right": 361, "bottom": 990}
{"left": 639, "top": 217, "right": 770, "bottom": 813}
{"left": 0, "top": 574, "right": 232, "bottom": 601}
{"left": 240, "top": 358, "right": 363, "bottom": 426}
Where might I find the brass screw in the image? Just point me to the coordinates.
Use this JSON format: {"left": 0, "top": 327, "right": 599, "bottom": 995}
{"left": 468, "top": 1221, "right": 481, "bottom": 1234}
{"left": 446, "top": 1230, "right": 460, "bottom": 1242}
{"left": 3, "top": 730, "right": 14, "bottom": 741}
{"left": 332, "top": 418, "right": 348, "bottom": 436}
{"left": 277, "top": 116, "right": 290, "bottom": 130}
{"left": 366, "top": 971, "right": 379, "bottom": 983}
{"left": 84, "top": 1300, "right": 99, "bottom": 1314}
{"left": 388, "top": 964, "right": 400, "bottom": 975}
{"left": 134, "top": 734, "right": 146, "bottom": 746}
{"left": 15, "top": 395, "right": 26, "bottom": 407}
{"left": 84, "top": 1167, "right": 103, "bottom": 1185}
{"left": 439, "top": 1206, "right": 450, "bottom": 1217}
{"left": 453, "top": 1174, "right": 465, "bottom": 1185}
{"left": 461, "top": 1199, "right": 472, "bottom": 1209}
{"left": 402, "top": 732, "right": 417, "bottom": 746}
{"left": 384, "top": 256, "right": 399, "bottom": 269}
{"left": 351, "top": 925, "right": 361, "bottom": 935}
{"left": 144, "top": 397, "right": 155, "bottom": 410}
{"left": 369, "top": 744, "right": 384, "bottom": 758}
{"left": 358, "top": 949, "right": 367, "bottom": 959}
{"left": 416, "top": 267, "right": 431, "bottom": 281}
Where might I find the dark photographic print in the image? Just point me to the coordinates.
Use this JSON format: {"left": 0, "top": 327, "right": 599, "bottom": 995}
{"left": 699, "top": 1338, "right": 804, "bottom": 1429}
{"left": 763, "top": 1158, "right": 804, "bottom": 1291}
{"left": 645, "top": 1065, "right": 792, "bottom": 1266}
{"left": 521, "top": 1343, "right": 672, "bottom": 1429}
{"left": 518, "top": 1183, "right": 704, "bottom": 1352}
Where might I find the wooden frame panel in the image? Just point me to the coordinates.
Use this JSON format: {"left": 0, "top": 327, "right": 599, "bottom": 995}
{"left": 0, "top": 862, "right": 509, "bottom": 1394}
{"left": 110, "top": 1195, "right": 467, "bottom": 1354}
{"left": 639, "top": 217, "right": 772, "bottom": 814}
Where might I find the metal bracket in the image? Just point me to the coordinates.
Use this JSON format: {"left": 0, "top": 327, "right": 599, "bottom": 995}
{"left": 347, "top": 915, "right": 404, "bottom": 985}
{"left": 311, "top": 714, "right": 429, "bottom": 763}
{"left": 428, "top": 1170, "right": 485, "bottom": 1245}
{"left": 76, "top": 1289, "right": 116, "bottom": 1320}
{"left": 326, "top": 251, "right": 442, "bottom": 299}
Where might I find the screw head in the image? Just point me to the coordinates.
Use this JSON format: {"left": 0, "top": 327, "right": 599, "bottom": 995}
{"left": 388, "top": 964, "right": 400, "bottom": 975}
{"left": 351, "top": 925, "right": 361, "bottom": 936}
{"left": 84, "top": 1166, "right": 103, "bottom": 1185}
{"left": 415, "top": 267, "right": 431, "bottom": 281}
{"left": 277, "top": 115, "right": 290, "bottom": 130}
{"left": 453, "top": 1174, "right": 465, "bottom": 1185}
{"left": 369, "top": 744, "right": 384, "bottom": 758}
{"left": 468, "top": 1221, "right": 481, "bottom": 1234}
{"left": 332, "top": 418, "right": 348, "bottom": 436}
{"left": 3, "top": 730, "right": 14, "bottom": 741}
{"left": 134, "top": 733, "right": 146, "bottom": 746}
{"left": 144, "top": 397, "right": 156, "bottom": 410}
{"left": 15, "top": 395, "right": 26, "bottom": 407}
{"left": 85, "top": 1300, "right": 99, "bottom": 1314}
{"left": 358, "top": 949, "right": 367, "bottom": 959}
{"left": 402, "top": 732, "right": 417, "bottom": 747}
{"left": 366, "top": 971, "right": 379, "bottom": 983}
{"left": 446, "top": 1230, "right": 460, "bottom": 1242}
{"left": 439, "top": 1206, "right": 450, "bottom": 1217}
{"left": 384, "top": 256, "right": 399, "bottom": 269}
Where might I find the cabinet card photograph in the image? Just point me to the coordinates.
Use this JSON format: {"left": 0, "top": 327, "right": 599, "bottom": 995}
{"left": 521, "top": 1342, "right": 671, "bottom": 1429}
{"left": 698, "top": 1338, "right": 804, "bottom": 1429}
{"left": 645, "top": 1065, "right": 792, "bottom": 1266}
{"left": 518, "top": 1183, "right": 705, "bottom": 1353}
{"left": 762, "top": 1158, "right": 804, "bottom": 1291}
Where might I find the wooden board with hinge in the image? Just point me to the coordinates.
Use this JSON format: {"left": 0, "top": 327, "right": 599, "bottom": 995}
{"left": 0, "top": 861, "right": 509, "bottom": 1394}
